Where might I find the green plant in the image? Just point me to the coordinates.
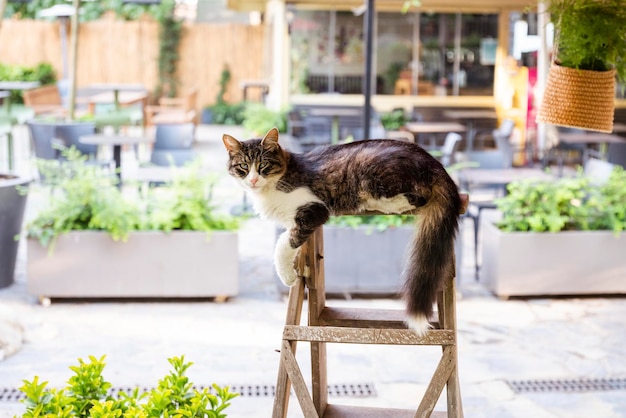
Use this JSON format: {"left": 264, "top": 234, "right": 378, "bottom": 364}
{"left": 327, "top": 214, "right": 415, "bottom": 232}
{"left": 18, "top": 355, "right": 238, "bottom": 417}
{"left": 206, "top": 102, "right": 247, "bottom": 125}
{"left": 0, "top": 62, "right": 57, "bottom": 103}
{"left": 380, "top": 108, "right": 407, "bottom": 131}
{"left": 216, "top": 64, "right": 232, "bottom": 106}
{"left": 155, "top": 0, "right": 183, "bottom": 98}
{"left": 495, "top": 166, "right": 626, "bottom": 233}
{"left": 25, "top": 148, "right": 241, "bottom": 250}
{"left": 547, "top": 0, "right": 626, "bottom": 84}
{"left": 242, "top": 103, "right": 287, "bottom": 135}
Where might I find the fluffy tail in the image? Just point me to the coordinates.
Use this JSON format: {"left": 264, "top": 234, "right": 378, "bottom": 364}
{"left": 404, "top": 178, "right": 461, "bottom": 335}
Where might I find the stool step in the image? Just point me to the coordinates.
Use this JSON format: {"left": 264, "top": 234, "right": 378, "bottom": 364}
{"left": 323, "top": 404, "right": 448, "bottom": 417}
{"left": 283, "top": 325, "right": 456, "bottom": 345}
{"left": 320, "top": 307, "right": 440, "bottom": 330}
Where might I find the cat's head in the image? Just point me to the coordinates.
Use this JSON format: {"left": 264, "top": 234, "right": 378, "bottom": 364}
{"left": 222, "top": 127, "right": 288, "bottom": 192}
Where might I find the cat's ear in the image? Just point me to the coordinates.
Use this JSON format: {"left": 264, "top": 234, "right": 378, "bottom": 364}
{"left": 261, "top": 127, "right": 280, "bottom": 150}
{"left": 222, "top": 134, "right": 242, "bottom": 153}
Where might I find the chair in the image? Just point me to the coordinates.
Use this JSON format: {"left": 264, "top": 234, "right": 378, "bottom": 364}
{"left": 461, "top": 145, "right": 513, "bottom": 279}
{"left": 54, "top": 122, "right": 99, "bottom": 159}
{"left": 149, "top": 123, "right": 197, "bottom": 167}
{"left": 26, "top": 120, "right": 61, "bottom": 161}
{"left": 542, "top": 127, "right": 587, "bottom": 176}
{"left": 144, "top": 87, "right": 198, "bottom": 126}
{"left": 297, "top": 116, "right": 332, "bottom": 152}
{"left": 607, "top": 142, "right": 626, "bottom": 169}
{"left": 22, "top": 84, "right": 67, "bottom": 117}
{"left": 439, "top": 132, "right": 463, "bottom": 166}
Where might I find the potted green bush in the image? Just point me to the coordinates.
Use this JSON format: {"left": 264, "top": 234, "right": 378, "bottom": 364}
{"left": 0, "top": 173, "right": 30, "bottom": 289}
{"left": 25, "top": 149, "right": 243, "bottom": 302}
{"left": 480, "top": 166, "right": 626, "bottom": 298}
{"left": 537, "top": 0, "right": 626, "bottom": 132}
{"left": 18, "top": 355, "right": 238, "bottom": 417}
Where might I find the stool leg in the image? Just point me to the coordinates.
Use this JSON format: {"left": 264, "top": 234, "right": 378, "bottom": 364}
{"left": 273, "top": 280, "right": 306, "bottom": 418}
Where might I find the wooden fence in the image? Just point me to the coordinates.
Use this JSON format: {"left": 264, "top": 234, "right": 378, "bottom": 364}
{"left": 0, "top": 16, "right": 266, "bottom": 110}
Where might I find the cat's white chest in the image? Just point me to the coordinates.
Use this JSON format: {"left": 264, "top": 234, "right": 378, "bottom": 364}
{"left": 250, "top": 186, "right": 322, "bottom": 228}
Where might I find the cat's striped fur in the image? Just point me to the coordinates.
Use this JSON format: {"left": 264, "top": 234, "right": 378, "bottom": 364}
{"left": 223, "top": 128, "right": 461, "bottom": 335}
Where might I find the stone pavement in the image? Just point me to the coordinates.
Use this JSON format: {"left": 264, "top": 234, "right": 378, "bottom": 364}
{"left": 1, "top": 125, "right": 626, "bottom": 417}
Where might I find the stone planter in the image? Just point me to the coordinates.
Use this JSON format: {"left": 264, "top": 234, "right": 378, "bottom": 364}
{"left": 481, "top": 218, "right": 626, "bottom": 298}
{"left": 0, "top": 174, "right": 30, "bottom": 289}
{"left": 277, "top": 224, "right": 464, "bottom": 295}
{"left": 27, "top": 231, "right": 239, "bottom": 301}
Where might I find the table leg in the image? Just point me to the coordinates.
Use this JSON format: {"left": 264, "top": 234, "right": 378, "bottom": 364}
{"left": 7, "top": 131, "right": 13, "bottom": 171}
{"left": 113, "top": 144, "right": 122, "bottom": 185}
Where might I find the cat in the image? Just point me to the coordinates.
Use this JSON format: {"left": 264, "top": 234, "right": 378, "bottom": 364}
{"left": 222, "top": 127, "right": 462, "bottom": 335}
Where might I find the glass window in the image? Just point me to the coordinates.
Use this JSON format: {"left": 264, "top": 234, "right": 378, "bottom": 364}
{"left": 289, "top": 10, "right": 498, "bottom": 96}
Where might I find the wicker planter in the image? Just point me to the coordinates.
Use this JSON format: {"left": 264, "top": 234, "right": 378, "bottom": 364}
{"left": 27, "top": 231, "right": 239, "bottom": 301}
{"left": 537, "top": 64, "right": 616, "bottom": 133}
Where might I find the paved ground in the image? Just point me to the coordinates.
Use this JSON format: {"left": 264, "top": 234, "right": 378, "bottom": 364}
{"left": 1, "top": 125, "right": 625, "bottom": 417}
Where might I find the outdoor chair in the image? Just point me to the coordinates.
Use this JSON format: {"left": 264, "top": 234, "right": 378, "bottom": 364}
{"left": 461, "top": 143, "right": 513, "bottom": 279}
{"left": 297, "top": 116, "right": 332, "bottom": 152}
{"left": 542, "top": 127, "right": 587, "bottom": 176}
{"left": 144, "top": 87, "right": 198, "bottom": 126}
{"left": 149, "top": 123, "right": 197, "bottom": 167}
{"left": 606, "top": 142, "right": 626, "bottom": 169}
{"left": 438, "top": 131, "right": 464, "bottom": 167}
{"left": 22, "top": 84, "right": 67, "bottom": 117}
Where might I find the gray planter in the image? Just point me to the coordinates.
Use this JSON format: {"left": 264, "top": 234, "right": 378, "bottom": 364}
{"left": 0, "top": 174, "right": 30, "bottom": 289}
{"left": 481, "top": 218, "right": 626, "bottom": 298}
{"left": 27, "top": 231, "right": 239, "bottom": 300}
{"left": 276, "top": 223, "right": 464, "bottom": 296}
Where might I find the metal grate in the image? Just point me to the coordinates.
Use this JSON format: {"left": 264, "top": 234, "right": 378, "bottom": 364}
{"left": 508, "top": 378, "right": 626, "bottom": 394}
{"left": 0, "top": 383, "right": 376, "bottom": 402}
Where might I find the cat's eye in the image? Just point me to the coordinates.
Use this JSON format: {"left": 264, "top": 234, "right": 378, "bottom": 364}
{"left": 259, "top": 162, "right": 270, "bottom": 170}
{"left": 239, "top": 163, "right": 249, "bottom": 170}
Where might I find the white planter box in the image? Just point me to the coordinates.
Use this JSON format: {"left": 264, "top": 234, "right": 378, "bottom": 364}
{"left": 27, "top": 231, "right": 239, "bottom": 299}
{"left": 481, "top": 218, "right": 626, "bottom": 298}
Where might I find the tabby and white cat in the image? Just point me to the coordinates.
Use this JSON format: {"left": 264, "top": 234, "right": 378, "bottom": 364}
{"left": 223, "top": 128, "right": 462, "bottom": 335}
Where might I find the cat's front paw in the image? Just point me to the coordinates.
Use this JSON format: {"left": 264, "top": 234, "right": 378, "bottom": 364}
{"left": 276, "top": 263, "right": 299, "bottom": 287}
{"left": 275, "top": 230, "right": 300, "bottom": 287}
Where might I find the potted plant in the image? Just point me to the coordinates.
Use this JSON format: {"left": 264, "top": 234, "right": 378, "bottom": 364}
{"left": 18, "top": 355, "right": 238, "bottom": 417}
{"left": 537, "top": 0, "right": 626, "bottom": 132}
{"left": 24, "top": 149, "right": 243, "bottom": 302}
{"left": 480, "top": 166, "right": 626, "bottom": 298}
{"left": 0, "top": 173, "right": 30, "bottom": 289}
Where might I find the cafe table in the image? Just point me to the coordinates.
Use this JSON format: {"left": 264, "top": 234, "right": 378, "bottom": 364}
{"left": 76, "top": 91, "right": 148, "bottom": 115}
{"left": 79, "top": 133, "right": 154, "bottom": 186}
{"left": 559, "top": 130, "right": 626, "bottom": 160}
{"left": 403, "top": 121, "right": 466, "bottom": 149}
{"left": 83, "top": 83, "right": 147, "bottom": 111}
{"left": 306, "top": 106, "right": 364, "bottom": 144}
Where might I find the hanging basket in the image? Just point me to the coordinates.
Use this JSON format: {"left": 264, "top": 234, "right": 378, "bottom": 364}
{"left": 536, "top": 64, "right": 616, "bottom": 133}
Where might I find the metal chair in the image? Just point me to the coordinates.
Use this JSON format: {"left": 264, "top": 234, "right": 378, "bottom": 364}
{"left": 149, "top": 123, "right": 197, "bottom": 167}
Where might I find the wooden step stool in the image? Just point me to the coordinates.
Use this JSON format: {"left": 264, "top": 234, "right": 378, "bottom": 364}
{"left": 272, "top": 196, "right": 467, "bottom": 418}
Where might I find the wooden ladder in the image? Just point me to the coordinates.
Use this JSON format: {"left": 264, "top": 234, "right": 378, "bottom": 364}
{"left": 272, "top": 197, "right": 467, "bottom": 418}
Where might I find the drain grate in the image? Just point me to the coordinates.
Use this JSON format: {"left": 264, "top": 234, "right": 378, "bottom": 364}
{"left": 508, "top": 378, "right": 626, "bottom": 394}
{"left": 0, "top": 383, "right": 376, "bottom": 402}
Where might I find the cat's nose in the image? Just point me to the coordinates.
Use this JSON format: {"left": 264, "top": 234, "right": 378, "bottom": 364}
{"left": 250, "top": 177, "right": 258, "bottom": 186}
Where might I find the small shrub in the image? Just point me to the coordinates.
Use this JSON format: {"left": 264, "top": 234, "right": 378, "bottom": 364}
{"left": 18, "top": 355, "right": 238, "bottom": 418}
{"left": 25, "top": 148, "right": 242, "bottom": 250}
{"left": 495, "top": 166, "right": 626, "bottom": 233}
